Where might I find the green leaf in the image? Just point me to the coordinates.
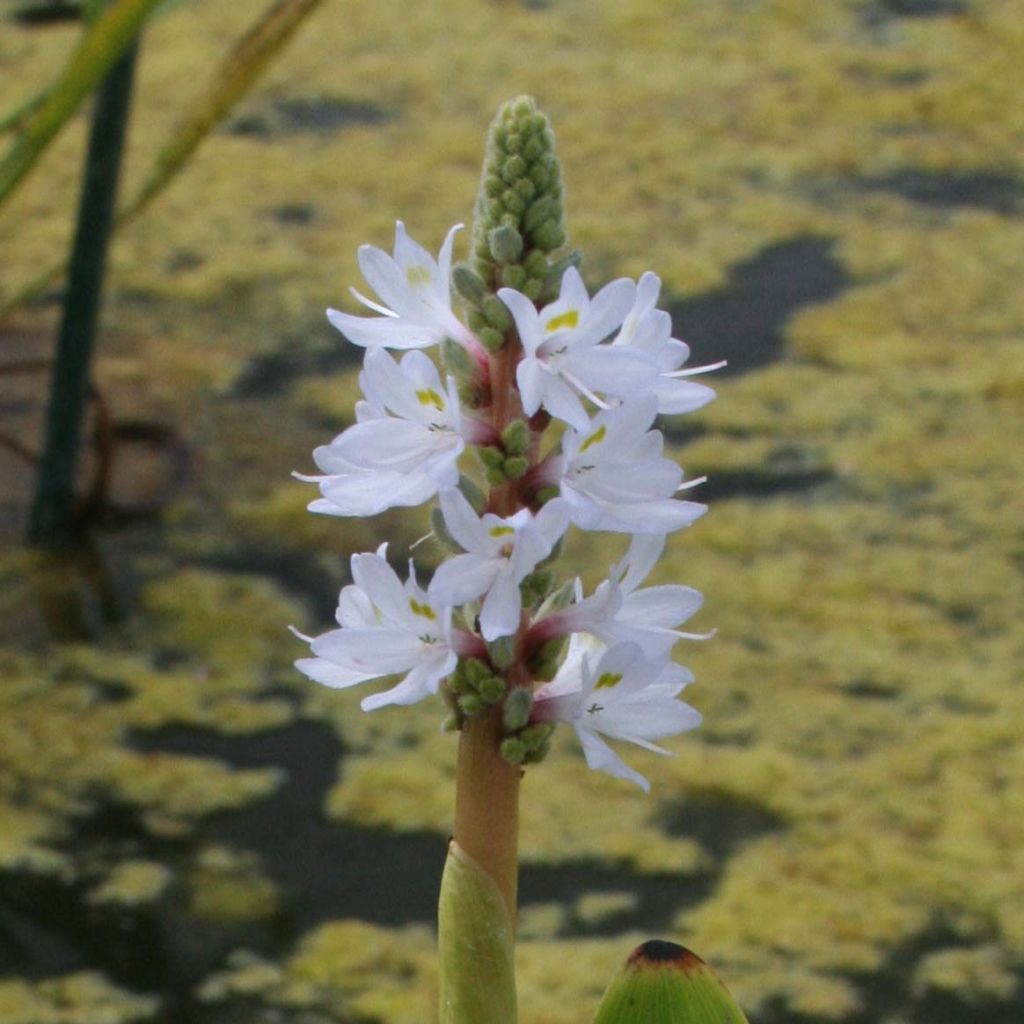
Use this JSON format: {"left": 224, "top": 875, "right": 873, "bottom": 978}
{"left": 0, "top": 0, "right": 326, "bottom": 318}
{"left": 119, "top": 0, "right": 326, "bottom": 224}
{"left": 0, "top": 0, "right": 164, "bottom": 209}
{"left": 593, "top": 941, "right": 750, "bottom": 1024}
{"left": 437, "top": 840, "right": 517, "bottom": 1024}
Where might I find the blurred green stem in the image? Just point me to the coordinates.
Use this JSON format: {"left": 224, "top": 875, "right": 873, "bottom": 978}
{"left": 28, "top": 11, "right": 139, "bottom": 546}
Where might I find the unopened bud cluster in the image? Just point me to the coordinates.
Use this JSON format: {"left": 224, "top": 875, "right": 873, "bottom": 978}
{"left": 294, "top": 97, "right": 721, "bottom": 791}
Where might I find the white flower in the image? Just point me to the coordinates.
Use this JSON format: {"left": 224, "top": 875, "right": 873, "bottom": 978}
{"left": 613, "top": 271, "right": 722, "bottom": 415}
{"left": 531, "top": 639, "right": 701, "bottom": 791}
{"left": 498, "top": 267, "right": 656, "bottom": 430}
{"left": 294, "top": 546, "right": 459, "bottom": 711}
{"left": 532, "top": 534, "right": 708, "bottom": 657}
{"left": 327, "top": 221, "right": 475, "bottom": 350}
{"left": 297, "top": 349, "right": 471, "bottom": 517}
{"left": 430, "top": 488, "right": 569, "bottom": 640}
{"left": 546, "top": 396, "right": 706, "bottom": 534}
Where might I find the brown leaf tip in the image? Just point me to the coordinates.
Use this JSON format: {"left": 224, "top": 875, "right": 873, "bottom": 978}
{"left": 628, "top": 940, "right": 706, "bottom": 973}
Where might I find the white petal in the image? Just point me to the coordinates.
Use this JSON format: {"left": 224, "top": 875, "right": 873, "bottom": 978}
{"left": 516, "top": 357, "right": 546, "bottom": 416}
{"left": 430, "top": 552, "right": 502, "bottom": 606}
{"left": 569, "top": 346, "right": 657, "bottom": 398}
{"left": 479, "top": 564, "right": 523, "bottom": 641}
{"left": 498, "top": 288, "right": 544, "bottom": 356}
{"left": 294, "top": 657, "right": 376, "bottom": 689}
{"left": 576, "top": 726, "right": 651, "bottom": 792}
{"left": 577, "top": 278, "right": 636, "bottom": 346}
{"left": 439, "top": 487, "right": 492, "bottom": 554}
{"left": 540, "top": 373, "right": 591, "bottom": 431}
{"left": 327, "top": 307, "right": 439, "bottom": 349}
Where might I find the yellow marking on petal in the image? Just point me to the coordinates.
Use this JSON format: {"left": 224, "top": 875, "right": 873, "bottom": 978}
{"left": 416, "top": 388, "right": 445, "bottom": 410}
{"left": 594, "top": 671, "right": 623, "bottom": 690}
{"left": 545, "top": 309, "right": 579, "bottom": 333}
{"left": 489, "top": 525, "right": 515, "bottom": 538}
{"left": 406, "top": 265, "right": 432, "bottom": 287}
{"left": 579, "top": 424, "right": 607, "bottom": 453}
{"left": 409, "top": 597, "right": 438, "bottom": 621}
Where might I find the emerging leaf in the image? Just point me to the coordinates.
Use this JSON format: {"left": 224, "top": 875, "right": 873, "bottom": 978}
{"left": 593, "top": 940, "right": 749, "bottom": 1024}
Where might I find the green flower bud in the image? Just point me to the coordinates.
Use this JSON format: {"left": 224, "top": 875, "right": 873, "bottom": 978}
{"left": 500, "top": 420, "right": 530, "bottom": 456}
{"left": 519, "top": 570, "right": 554, "bottom": 608}
{"left": 531, "top": 219, "right": 566, "bottom": 252}
{"left": 519, "top": 722, "right": 554, "bottom": 751}
{"left": 503, "top": 455, "right": 529, "bottom": 480}
{"left": 514, "top": 178, "right": 536, "bottom": 202}
{"left": 528, "top": 635, "right": 569, "bottom": 682}
{"left": 482, "top": 294, "right": 513, "bottom": 331}
{"left": 478, "top": 446, "right": 505, "bottom": 471}
{"left": 478, "top": 675, "right": 507, "bottom": 704}
{"left": 441, "top": 336, "right": 477, "bottom": 382}
{"left": 500, "top": 738, "right": 527, "bottom": 765}
{"left": 522, "top": 739, "right": 551, "bottom": 764}
{"left": 523, "top": 195, "right": 558, "bottom": 234}
{"left": 500, "top": 264, "right": 527, "bottom": 289}
{"left": 458, "top": 692, "right": 484, "bottom": 716}
{"left": 486, "top": 635, "right": 516, "bottom": 670}
{"left": 502, "top": 687, "right": 533, "bottom": 732}
{"left": 471, "top": 96, "right": 567, "bottom": 285}
{"left": 452, "top": 263, "right": 487, "bottom": 306}
{"left": 521, "top": 277, "right": 543, "bottom": 300}
{"left": 478, "top": 326, "right": 506, "bottom": 352}
{"left": 522, "top": 249, "right": 549, "bottom": 279}
{"left": 501, "top": 154, "right": 527, "bottom": 184}
{"left": 488, "top": 224, "right": 524, "bottom": 265}
{"left": 501, "top": 189, "right": 526, "bottom": 218}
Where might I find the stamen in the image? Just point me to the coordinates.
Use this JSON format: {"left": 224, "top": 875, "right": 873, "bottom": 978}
{"left": 664, "top": 359, "right": 728, "bottom": 378}
{"left": 560, "top": 368, "right": 611, "bottom": 409}
{"left": 349, "top": 286, "right": 397, "bottom": 317}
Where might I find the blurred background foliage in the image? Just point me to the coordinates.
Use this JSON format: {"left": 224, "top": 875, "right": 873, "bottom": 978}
{"left": 1, "top": 0, "right": 1023, "bottom": 1022}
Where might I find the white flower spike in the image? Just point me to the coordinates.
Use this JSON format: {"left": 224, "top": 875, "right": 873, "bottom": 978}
{"left": 498, "top": 267, "right": 656, "bottom": 430}
{"left": 327, "top": 221, "right": 476, "bottom": 350}
{"left": 431, "top": 488, "right": 569, "bottom": 641}
{"left": 294, "top": 546, "right": 460, "bottom": 711}
{"left": 531, "top": 639, "right": 701, "bottom": 791}
{"left": 544, "top": 396, "right": 707, "bottom": 534}
{"left": 297, "top": 349, "right": 474, "bottom": 517}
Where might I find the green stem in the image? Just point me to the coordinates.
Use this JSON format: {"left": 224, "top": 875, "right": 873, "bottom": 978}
{"left": 452, "top": 704, "right": 521, "bottom": 924}
{"left": 28, "top": 13, "right": 139, "bottom": 546}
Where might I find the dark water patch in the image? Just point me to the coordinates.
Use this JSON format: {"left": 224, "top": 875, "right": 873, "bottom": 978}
{"left": 838, "top": 921, "right": 1024, "bottom": 1024}
{"left": 521, "top": 859, "right": 714, "bottom": 938}
{"left": 269, "top": 203, "right": 319, "bottom": 226}
{"left": 227, "top": 97, "right": 393, "bottom": 139}
{"left": 9, "top": 0, "right": 81, "bottom": 25}
{"left": 855, "top": 169, "right": 1024, "bottom": 215}
{"left": 197, "top": 546, "right": 342, "bottom": 623}
{"left": 697, "top": 467, "right": 836, "bottom": 502}
{"left": 867, "top": 0, "right": 968, "bottom": 17}
{"left": 230, "top": 339, "right": 360, "bottom": 400}
{"left": 842, "top": 677, "right": 901, "bottom": 700}
{"left": 665, "top": 238, "right": 849, "bottom": 376}
{"left": 659, "top": 791, "right": 787, "bottom": 862}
